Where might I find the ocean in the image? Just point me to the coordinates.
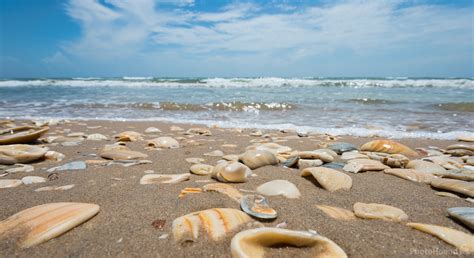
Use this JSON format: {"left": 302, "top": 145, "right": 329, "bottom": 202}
{"left": 0, "top": 77, "right": 473, "bottom": 139}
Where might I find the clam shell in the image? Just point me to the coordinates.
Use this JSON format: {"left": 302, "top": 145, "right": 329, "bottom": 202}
{"left": 297, "top": 159, "right": 323, "bottom": 169}
{"left": 407, "top": 223, "right": 474, "bottom": 253}
{"left": 172, "top": 208, "right": 252, "bottom": 242}
{"left": 190, "top": 164, "right": 214, "bottom": 175}
{"left": 99, "top": 144, "right": 148, "bottom": 160}
{"left": 384, "top": 168, "right": 436, "bottom": 184}
{"left": 211, "top": 161, "right": 251, "bottom": 183}
{"left": 290, "top": 151, "right": 334, "bottom": 163}
{"left": 0, "top": 179, "right": 23, "bottom": 189}
{"left": 0, "top": 144, "right": 48, "bottom": 165}
{"left": 256, "top": 180, "right": 301, "bottom": 199}
{"left": 301, "top": 167, "right": 352, "bottom": 192}
{"left": 240, "top": 195, "right": 277, "bottom": 219}
{"left": 230, "top": 227, "right": 347, "bottom": 258}
{"left": 147, "top": 137, "right": 179, "bottom": 149}
{"left": 328, "top": 142, "right": 358, "bottom": 154}
{"left": 144, "top": 127, "right": 161, "bottom": 134}
{"left": 239, "top": 150, "right": 278, "bottom": 169}
{"left": 406, "top": 160, "right": 446, "bottom": 174}
{"left": 353, "top": 202, "right": 408, "bottom": 222}
{"left": 316, "top": 205, "right": 356, "bottom": 220}
{"left": 113, "top": 131, "right": 143, "bottom": 142}
{"left": 140, "top": 174, "right": 190, "bottom": 184}
{"left": 203, "top": 183, "right": 243, "bottom": 202}
{"left": 447, "top": 207, "right": 474, "bottom": 230}
{"left": 0, "top": 202, "right": 99, "bottom": 248}
{"left": 430, "top": 178, "right": 474, "bottom": 197}
{"left": 343, "top": 159, "right": 389, "bottom": 173}
{"left": 0, "top": 126, "right": 49, "bottom": 145}
{"left": 360, "top": 140, "right": 418, "bottom": 157}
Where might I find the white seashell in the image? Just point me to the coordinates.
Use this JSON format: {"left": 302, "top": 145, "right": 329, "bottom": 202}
{"left": 86, "top": 133, "right": 108, "bottom": 141}
{"left": 407, "top": 223, "right": 474, "bottom": 253}
{"left": 21, "top": 176, "right": 46, "bottom": 185}
{"left": 190, "top": 164, "right": 214, "bottom": 175}
{"left": 140, "top": 174, "right": 190, "bottom": 184}
{"left": 239, "top": 150, "right": 278, "bottom": 169}
{"left": 212, "top": 161, "right": 251, "bottom": 183}
{"left": 256, "top": 180, "right": 301, "bottom": 199}
{"left": 99, "top": 144, "right": 148, "bottom": 160}
{"left": 0, "top": 179, "right": 23, "bottom": 189}
{"left": 341, "top": 151, "right": 368, "bottom": 161}
{"left": 147, "top": 137, "right": 179, "bottom": 149}
{"left": 185, "top": 128, "right": 212, "bottom": 136}
{"left": 35, "top": 184, "right": 75, "bottom": 192}
{"left": 204, "top": 150, "right": 224, "bottom": 157}
{"left": 343, "top": 159, "right": 389, "bottom": 173}
{"left": 406, "top": 160, "right": 446, "bottom": 174}
{"left": 301, "top": 167, "right": 352, "bottom": 192}
{"left": 353, "top": 202, "right": 408, "bottom": 222}
{"left": 144, "top": 127, "right": 161, "bottom": 134}
{"left": 5, "top": 164, "right": 34, "bottom": 173}
{"left": 44, "top": 151, "right": 65, "bottom": 162}
{"left": 297, "top": 159, "right": 323, "bottom": 169}
{"left": 290, "top": 151, "right": 334, "bottom": 163}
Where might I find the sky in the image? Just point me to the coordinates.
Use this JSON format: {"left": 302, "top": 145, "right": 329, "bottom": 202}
{"left": 0, "top": 0, "right": 473, "bottom": 78}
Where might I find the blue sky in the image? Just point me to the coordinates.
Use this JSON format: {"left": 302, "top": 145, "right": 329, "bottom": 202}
{"left": 0, "top": 0, "right": 473, "bottom": 78}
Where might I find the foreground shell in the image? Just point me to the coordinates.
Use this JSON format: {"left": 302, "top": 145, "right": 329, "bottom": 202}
{"left": 211, "top": 161, "right": 251, "bottom": 183}
{"left": 240, "top": 195, "right": 277, "bottom": 220}
{"left": 203, "top": 183, "right": 243, "bottom": 202}
{"left": 353, "top": 202, "right": 408, "bottom": 222}
{"left": 0, "top": 126, "right": 49, "bottom": 145}
{"left": 239, "top": 150, "right": 278, "bottom": 169}
{"left": 430, "top": 178, "right": 474, "bottom": 197}
{"left": 343, "top": 159, "right": 389, "bottom": 173}
{"left": 0, "top": 202, "right": 99, "bottom": 248}
{"left": 99, "top": 144, "right": 148, "bottom": 160}
{"left": 407, "top": 223, "right": 474, "bottom": 253}
{"left": 230, "top": 227, "right": 347, "bottom": 258}
{"left": 0, "top": 144, "right": 48, "bottom": 165}
{"left": 140, "top": 174, "right": 190, "bottom": 184}
{"left": 256, "top": 180, "right": 301, "bottom": 199}
{"left": 147, "top": 137, "right": 179, "bottom": 149}
{"left": 172, "top": 208, "right": 252, "bottom": 243}
{"left": 384, "top": 168, "right": 436, "bottom": 184}
{"left": 447, "top": 207, "right": 474, "bottom": 230}
{"left": 190, "top": 164, "right": 214, "bottom": 175}
{"left": 360, "top": 140, "right": 418, "bottom": 157}
{"left": 301, "top": 167, "right": 352, "bottom": 192}
{"left": 316, "top": 205, "right": 356, "bottom": 221}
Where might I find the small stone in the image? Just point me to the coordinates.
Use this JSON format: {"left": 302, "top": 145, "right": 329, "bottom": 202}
{"left": 151, "top": 219, "right": 166, "bottom": 230}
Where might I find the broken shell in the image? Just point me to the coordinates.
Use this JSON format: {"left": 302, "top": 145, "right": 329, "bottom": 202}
{"left": 360, "top": 139, "right": 418, "bottom": 157}
{"left": 423, "top": 155, "right": 464, "bottom": 170}
{"left": 140, "top": 173, "right": 190, "bottom": 184}
{"left": 364, "top": 152, "right": 409, "bottom": 168}
{"left": 178, "top": 187, "right": 203, "bottom": 198}
{"left": 0, "top": 126, "right": 49, "bottom": 145}
{"left": 99, "top": 144, "right": 148, "bottom": 160}
{"left": 44, "top": 151, "right": 65, "bottom": 162}
{"left": 433, "top": 169, "right": 474, "bottom": 181}
{"left": 435, "top": 191, "right": 462, "bottom": 199}
{"left": 290, "top": 151, "right": 334, "bottom": 163}
{"left": 301, "top": 167, "right": 352, "bottom": 192}
{"left": 239, "top": 150, "right": 278, "bottom": 169}
{"left": 0, "top": 202, "right": 99, "bottom": 248}
{"left": 5, "top": 164, "right": 34, "bottom": 173}
{"left": 341, "top": 152, "right": 368, "bottom": 161}
{"left": 240, "top": 195, "right": 277, "bottom": 220}
{"left": 0, "top": 144, "right": 47, "bottom": 165}
{"left": 172, "top": 208, "right": 252, "bottom": 243}
{"left": 384, "top": 168, "right": 436, "bottom": 184}
{"left": 246, "top": 143, "right": 292, "bottom": 155}
{"left": 343, "top": 159, "right": 389, "bottom": 173}
{"left": 230, "top": 227, "right": 347, "bottom": 258}
{"left": 256, "top": 180, "right": 301, "bottom": 199}
{"left": 147, "top": 137, "right": 179, "bottom": 149}
{"left": 113, "top": 131, "right": 143, "bottom": 142}
{"left": 35, "top": 184, "right": 75, "bottom": 192}
{"left": 0, "top": 179, "right": 23, "bottom": 189}
{"left": 211, "top": 161, "right": 251, "bottom": 183}
{"left": 297, "top": 159, "right": 323, "bottom": 169}
{"left": 407, "top": 223, "right": 474, "bottom": 253}
{"left": 316, "top": 205, "right": 356, "bottom": 220}
{"left": 328, "top": 142, "right": 358, "bottom": 154}
{"left": 353, "top": 202, "right": 408, "bottom": 222}
{"left": 223, "top": 154, "right": 239, "bottom": 161}
{"left": 430, "top": 178, "right": 474, "bottom": 197}
{"left": 203, "top": 183, "right": 243, "bottom": 202}
{"left": 447, "top": 207, "right": 474, "bottom": 230}
{"left": 190, "top": 164, "right": 214, "bottom": 175}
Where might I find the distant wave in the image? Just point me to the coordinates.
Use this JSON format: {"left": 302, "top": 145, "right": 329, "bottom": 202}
{"left": 433, "top": 102, "right": 474, "bottom": 112}
{"left": 348, "top": 98, "right": 402, "bottom": 105}
{"left": 0, "top": 77, "right": 472, "bottom": 88}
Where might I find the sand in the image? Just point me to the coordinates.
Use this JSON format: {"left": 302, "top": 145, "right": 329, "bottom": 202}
{"left": 0, "top": 120, "right": 473, "bottom": 257}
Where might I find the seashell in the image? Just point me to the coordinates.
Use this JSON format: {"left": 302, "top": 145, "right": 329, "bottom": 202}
{"left": 353, "top": 202, "right": 408, "bottom": 222}
{"left": 0, "top": 202, "right": 99, "bottom": 248}
{"left": 301, "top": 167, "right": 352, "bottom": 192}
{"left": 422, "top": 155, "right": 464, "bottom": 170}
{"left": 341, "top": 151, "right": 368, "bottom": 161}
{"left": 239, "top": 150, "right": 278, "bottom": 169}
{"left": 457, "top": 135, "right": 474, "bottom": 142}
{"left": 322, "top": 162, "right": 345, "bottom": 170}
{"left": 384, "top": 168, "right": 436, "bottom": 184}
{"left": 250, "top": 130, "right": 263, "bottom": 137}
{"left": 144, "top": 127, "right": 161, "bottom": 134}
{"left": 21, "top": 176, "right": 46, "bottom": 185}
{"left": 313, "top": 148, "right": 339, "bottom": 159}
{"left": 447, "top": 144, "right": 474, "bottom": 151}
{"left": 316, "top": 205, "right": 356, "bottom": 221}
{"left": 407, "top": 223, "right": 474, "bottom": 253}
{"left": 364, "top": 152, "right": 409, "bottom": 168}
{"left": 328, "top": 142, "right": 358, "bottom": 154}
{"left": 147, "top": 137, "right": 179, "bottom": 149}
{"left": 343, "top": 159, "right": 389, "bottom": 173}
{"left": 186, "top": 128, "right": 212, "bottom": 136}
{"left": 290, "top": 151, "right": 334, "bottom": 163}
{"left": 44, "top": 151, "right": 65, "bottom": 162}
{"left": 212, "top": 161, "right": 251, "bottom": 183}
{"left": 178, "top": 187, "right": 203, "bottom": 198}
{"left": 204, "top": 150, "right": 224, "bottom": 157}
{"left": 433, "top": 169, "right": 474, "bottom": 181}
{"left": 0, "top": 179, "right": 23, "bottom": 189}
{"left": 447, "top": 207, "right": 474, "bottom": 230}
{"left": 256, "top": 180, "right": 301, "bottom": 199}
{"left": 223, "top": 154, "right": 239, "bottom": 161}
{"left": 0, "top": 126, "right": 49, "bottom": 145}
{"left": 0, "top": 144, "right": 48, "bottom": 165}
{"left": 435, "top": 191, "right": 462, "bottom": 199}
{"left": 35, "top": 184, "right": 75, "bottom": 192}
{"left": 297, "top": 159, "right": 323, "bottom": 169}
{"left": 240, "top": 195, "right": 277, "bottom": 219}
{"left": 406, "top": 160, "right": 446, "bottom": 174}
{"left": 140, "top": 174, "right": 190, "bottom": 184}
{"left": 246, "top": 143, "right": 292, "bottom": 155}
{"left": 203, "top": 183, "right": 243, "bottom": 202}
{"left": 170, "top": 126, "right": 183, "bottom": 131}
{"left": 190, "top": 164, "right": 214, "bottom": 175}
{"left": 430, "top": 178, "right": 474, "bottom": 197}
{"left": 282, "top": 156, "right": 299, "bottom": 167}
{"left": 230, "top": 227, "right": 347, "bottom": 258}
{"left": 113, "top": 131, "right": 143, "bottom": 142}
{"left": 86, "top": 133, "right": 108, "bottom": 141}
{"left": 5, "top": 164, "right": 34, "bottom": 173}
{"left": 186, "top": 157, "right": 205, "bottom": 164}
{"left": 67, "top": 132, "right": 86, "bottom": 138}
{"left": 172, "top": 208, "right": 252, "bottom": 243}
{"left": 446, "top": 149, "right": 474, "bottom": 157}
{"left": 99, "top": 144, "right": 148, "bottom": 160}
{"left": 360, "top": 139, "right": 418, "bottom": 157}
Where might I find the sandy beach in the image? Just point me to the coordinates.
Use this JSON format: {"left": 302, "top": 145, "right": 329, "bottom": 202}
{"left": 0, "top": 119, "right": 473, "bottom": 257}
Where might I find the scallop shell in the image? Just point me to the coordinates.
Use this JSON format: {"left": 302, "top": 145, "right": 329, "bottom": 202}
{"left": 343, "top": 159, "right": 389, "bottom": 173}
{"left": 430, "top": 178, "right": 474, "bottom": 197}
{"left": 256, "top": 180, "right": 301, "bottom": 199}
{"left": 190, "top": 164, "right": 214, "bottom": 175}
{"left": 0, "top": 202, "right": 99, "bottom": 248}
{"left": 113, "top": 131, "right": 143, "bottom": 142}
{"left": 147, "top": 137, "right": 179, "bottom": 149}
{"left": 384, "top": 168, "right": 436, "bottom": 184}
{"left": 99, "top": 144, "right": 148, "bottom": 160}
{"left": 447, "top": 207, "right": 474, "bottom": 230}
{"left": 407, "top": 223, "right": 474, "bottom": 253}
{"left": 140, "top": 173, "right": 190, "bottom": 184}
{"left": 0, "top": 179, "right": 23, "bottom": 189}
{"left": 360, "top": 140, "right": 418, "bottom": 157}
{"left": 239, "top": 150, "right": 278, "bottom": 169}
{"left": 211, "top": 161, "right": 251, "bottom": 183}
{"left": 0, "top": 144, "right": 48, "bottom": 165}
{"left": 353, "top": 202, "right": 408, "bottom": 222}
{"left": 316, "top": 205, "right": 356, "bottom": 220}
{"left": 172, "top": 208, "right": 252, "bottom": 243}
{"left": 301, "top": 167, "right": 352, "bottom": 192}
{"left": 203, "top": 183, "right": 243, "bottom": 203}
{"left": 240, "top": 195, "right": 277, "bottom": 220}
{"left": 0, "top": 126, "right": 49, "bottom": 145}
{"left": 230, "top": 227, "right": 347, "bottom": 258}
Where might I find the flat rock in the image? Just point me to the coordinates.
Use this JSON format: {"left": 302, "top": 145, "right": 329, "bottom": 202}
{"left": 329, "top": 142, "right": 358, "bottom": 154}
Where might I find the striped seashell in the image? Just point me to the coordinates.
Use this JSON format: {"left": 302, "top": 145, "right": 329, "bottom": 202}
{"left": 301, "top": 167, "right": 352, "bottom": 192}
{"left": 0, "top": 202, "right": 99, "bottom": 248}
{"left": 447, "top": 207, "right": 474, "bottom": 230}
{"left": 316, "top": 205, "right": 356, "bottom": 221}
{"left": 140, "top": 173, "right": 190, "bottom": 184}
{"left": 384, "top": 168, "right": 436, "bottom": 184}
{"left": 172, "top": 208, "right": 252, "bottom": 243}
{"left": 203, "top": 183, "right": 243, "bottom": 203}
{"left": 360, "top": 140, "right": 418, "bottom": 157}
{"left": 0, "top": 126, "right": 49, "bottom": 145}
{"left": 430, "top": 178, "right": 474, "bottom": 197}
{"left": 353, "top": 202, "right": 408, "bottom": 222}
{"left": 407, "top": 223, "right": 474, "bottom": 253}
{"left": 230, "top": 227, "right": 347, "bottom": 258}
{"left": 0, "top": 144, "right": 48, "bottom": 165}
{"left": 178, "top": 187, "right": 203, "bottom": 198}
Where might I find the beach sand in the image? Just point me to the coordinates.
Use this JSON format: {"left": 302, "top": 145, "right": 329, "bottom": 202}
{"left": 0, "top": 120, "right": 472, "bottom": 257}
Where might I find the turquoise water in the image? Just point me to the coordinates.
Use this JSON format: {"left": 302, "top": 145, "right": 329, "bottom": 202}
{"left": 0, "top": 77, "right": 473, "bottom": 139}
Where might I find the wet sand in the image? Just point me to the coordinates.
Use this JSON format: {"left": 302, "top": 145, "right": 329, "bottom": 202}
{"left": 0, "top": 120, "right": 473, "bottom": 257}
